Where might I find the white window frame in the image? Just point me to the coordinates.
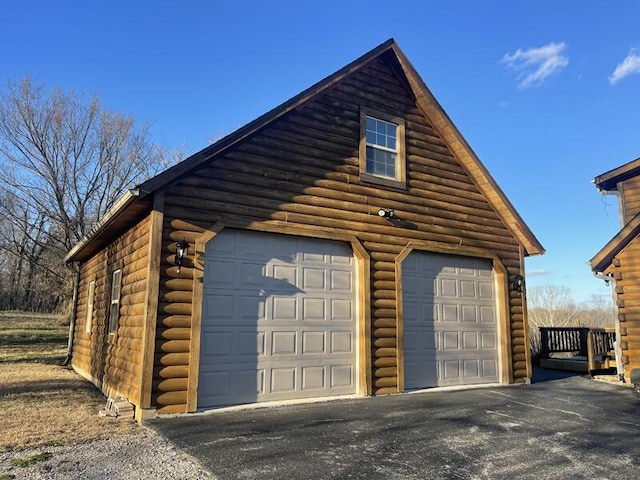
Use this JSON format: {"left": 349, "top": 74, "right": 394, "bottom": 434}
{"left": 359, "top": 109, "right": 406, "bottom": 189}
{"left": 85, "top": 280, "right": 95, "bottom": 334}
{"left": 108, "top": 270, "right": 122, "bottom": 335}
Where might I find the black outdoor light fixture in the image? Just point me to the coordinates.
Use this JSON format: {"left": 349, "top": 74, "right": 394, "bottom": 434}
{"left": 378, "top": 208, "right": 395, "bottom": 219}
{"left": 512, "top": 274, "right": 526, "bottom": 293}
{"left": 175, "top": 238, "right": 189, "bottom": 273}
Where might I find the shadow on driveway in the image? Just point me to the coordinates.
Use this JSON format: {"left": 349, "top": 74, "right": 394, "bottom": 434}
{"left": 531, "top": 365, "right": 584, "bottom": 383}
{"left": 149, "top": 370, "right": 640, "bottom": 480}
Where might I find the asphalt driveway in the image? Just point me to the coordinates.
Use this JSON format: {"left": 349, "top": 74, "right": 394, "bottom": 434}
{"left": 149, "top": 370, "right": 640, "bottom": 479}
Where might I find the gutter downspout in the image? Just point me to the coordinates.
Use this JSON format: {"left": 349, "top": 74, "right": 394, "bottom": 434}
{"left": 62, "top": 268, "right": 81, "bottom": 366}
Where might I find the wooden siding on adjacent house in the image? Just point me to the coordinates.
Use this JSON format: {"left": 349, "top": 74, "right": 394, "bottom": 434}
{"left": 606, "top": 245, "right": 640, "bottom": 379}
{"left": 71, "top": 214, "right": 152, "bottom": 406}
{"left": 150, "top": 56, "right": 527, "bottom": 414}
{"left": 619, "top": 177, "right": 640, "bottom": 225}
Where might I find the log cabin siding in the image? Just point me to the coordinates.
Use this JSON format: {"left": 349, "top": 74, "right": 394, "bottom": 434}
{"left": 71, "top": 214, "right": 152, "bottom": 405}
{"left": 620, "top": 177, "right": 640, "bottom": 225}
{"left": 610, "top": 242, "right": 640, "bottom": 378}
{"left": 151, "top": 57, "right": 527, "bottom": 413}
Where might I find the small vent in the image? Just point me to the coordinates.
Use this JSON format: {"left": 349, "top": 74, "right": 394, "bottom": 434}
{"left": 99, "top": 396, "right": 134, "bottom": 419}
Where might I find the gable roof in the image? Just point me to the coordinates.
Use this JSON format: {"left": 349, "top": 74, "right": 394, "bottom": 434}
{"left": 593, "top": 157, "right": 640, "bottom": 193}
{"left": 66, "top": 38, "right": 544, "bottom": 262}
{"left": 590, "top": 210, "right": 640, "bottom": 273}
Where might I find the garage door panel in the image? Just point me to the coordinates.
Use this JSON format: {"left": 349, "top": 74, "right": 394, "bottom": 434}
{"left": 238, "top": 261, "right": 267, "bottom": 286}
{"left": 480, "top": 306, "right": 495, "bottom": 323}
{"left": 403, "top": 251, "right": 499, "bottom": 390}
{"left": 271, "top": 331, "right": 297, "bottom": 355}
{"left": 462, "top": 331, "right": 478, "bottom": 349}
{"left": 200, "top": 328, "right": 267, "bottom": 360}
{"left": 330, "top": 330, "right": 353, "bottom": 354}
{"left": 302, "top": 331, "right": 326, "bottom": 354}
{"left": 461, "top": 305, "right": 479, "bottom": 323}
{"left": 440, "top": 278, "right": 458, "bottom": 297}
{"left": 272, "top": 264, "right": 296, "bottom": 284}
{"left": 271, "top": 368, "right": 297, "bottom": 393}
{"left": 302, "top": 267, "right": 325, "bottom": 289}
{"left": 440, "top": 304, "right": 458, "bottom": 322}
{"left": 330, "top": 269, "right": 352, "bottom": 291}
{"left": 479, "top": 282, "right": 494, "bottom": 299}
{"left": 198, "top": 230, "right": 357, "bottom": 408}
{"left": 201, "top": 331, "right": 234, "bottom": 357}
{"left": 480, "top": 331, "right": 496, "bottom": 349}
{"left": 272, "top": 297, "right": 297, "bottom": 321}
{"left": 198, "top": 368, "right": 265, "bottom": 407}
{"left": 463, "top": 359, "right": 479, "bottom": 378}
{"left": 240, "top": 296, "right": 265, "bottom": 322}
{"left": 330, "top": 365, "right": 354, "bottom": 388}
{"left": 331, "top": 299, "right": 353, "bottom": 322}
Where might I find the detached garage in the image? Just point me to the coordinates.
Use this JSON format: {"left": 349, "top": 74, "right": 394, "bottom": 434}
{"left": 65, "top": 39, "right": 543, "bottom": 420}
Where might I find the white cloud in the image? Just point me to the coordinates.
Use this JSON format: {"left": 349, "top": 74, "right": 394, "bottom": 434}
{"left": 501, "top": 42, "right": 569, "bottom": 89}
{"left": 609, "top": 48, "right": 640, "bottom": 85}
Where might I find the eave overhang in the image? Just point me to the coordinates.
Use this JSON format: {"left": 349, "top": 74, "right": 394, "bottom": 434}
{"left": 64, "top": 189, "right": 151, "bottom": 263}
{"left": 589, "top": 211, "right": 640, "bottom": 273}
{"left": 593, "top": 157, "right": 640, "bottom": 193}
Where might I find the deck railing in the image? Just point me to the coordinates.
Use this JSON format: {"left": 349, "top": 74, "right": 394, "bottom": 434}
{"left": 539, "top": 327, "right": 616, "bottom": 373}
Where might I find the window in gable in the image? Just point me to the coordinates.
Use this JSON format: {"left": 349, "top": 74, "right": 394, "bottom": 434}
{"left": 359, "top": 109, "right": 406, "bottom": 189}
{"left": 108, "top": 270, "right": 122, "bottom": 335}
{"left": 85, "top": 280, "right": 95, "bottom": 334}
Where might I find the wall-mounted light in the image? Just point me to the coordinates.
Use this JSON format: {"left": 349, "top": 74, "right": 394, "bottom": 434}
{"left": 175, "top": 239, "right": 189, "bottom": 274}
{"left": 378, "top": 208, "right": 394, "bottom": 219}
{"left": 512, "top": 274, "right": 525, "bottom": 293}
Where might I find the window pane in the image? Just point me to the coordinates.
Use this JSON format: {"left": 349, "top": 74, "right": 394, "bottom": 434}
{"left": 366, "top": 146, "right": 374, "bottom": 161}
{"left": 366, "top": 130, "right": 376, "bottom": 144}
{"left": 366, "top": 117, "right": 376, "bottom": 131}
{"left": 386, "top": 158, "right": 396, "bottom": 177}
{"left": 386, "top": 135, "right": 396, "bottom": 149}
{"left": 386, "top": 123, "right": 395, "bottom": 137}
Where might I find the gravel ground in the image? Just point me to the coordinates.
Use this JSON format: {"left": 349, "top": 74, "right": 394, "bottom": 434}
{"left": 0, "top": 427, "right": 214, "bottom": 479}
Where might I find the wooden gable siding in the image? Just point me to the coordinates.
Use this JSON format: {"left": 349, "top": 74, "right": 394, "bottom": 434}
{"left": 609, "top": 241, "right": 640, "bottom": 379}
{"left": 619, "top": 177, "right": 640, "bottom": 225}
{"left": 72, "top": 214, "right": 152, "bottom": 405}
{"left": 151, "top": 57, "right": 525, "bottom": 414}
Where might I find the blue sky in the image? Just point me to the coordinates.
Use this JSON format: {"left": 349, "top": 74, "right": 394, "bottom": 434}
{"left": 3, "top": 1, "right": 639, "bottom": 304}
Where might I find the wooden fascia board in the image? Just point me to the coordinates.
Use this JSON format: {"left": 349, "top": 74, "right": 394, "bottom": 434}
{"left": 65, "top": 189, "right": 141, "bottom": 263}
{"left": 589, "top": 212, "right": 640, "bottom": 272}
{"left": 389, "top": 44, "right": 545, "bottom": 257}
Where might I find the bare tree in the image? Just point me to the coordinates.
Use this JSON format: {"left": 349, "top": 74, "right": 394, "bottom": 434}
{"left": 575, "top": 294, "right": 615, "bottom": 329}
{"left": 0, "top": 76, "right": 172, "bottom": 312}
{"left": 527, "top": 284, "right": 578, "bottom": 329}
{"left": 527, "top": 285, "right": 578, "bottom": 359}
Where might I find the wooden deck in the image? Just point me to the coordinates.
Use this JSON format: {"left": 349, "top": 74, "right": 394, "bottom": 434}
{"left": 538, "top": 327, "right": 617, "bottom": 373}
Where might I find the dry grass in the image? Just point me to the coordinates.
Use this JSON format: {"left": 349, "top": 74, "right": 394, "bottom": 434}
{"left": 0, "top": 313, "right": 137, "bottom": 451}
{"left": 0, "top": 313, "right": 67, "bottom": 364}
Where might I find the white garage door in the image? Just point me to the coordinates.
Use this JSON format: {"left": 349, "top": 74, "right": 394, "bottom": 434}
{"left": 198, "top": 229, "right": 357, "bottom": 408}
{"left": 403, "top": 251, "right": 499, "bottom": 389}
